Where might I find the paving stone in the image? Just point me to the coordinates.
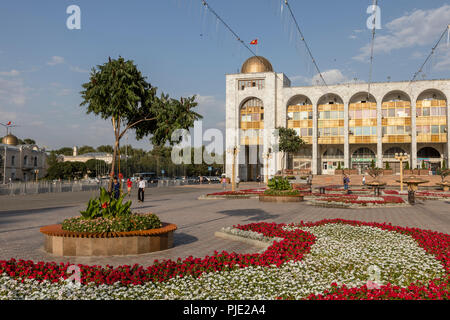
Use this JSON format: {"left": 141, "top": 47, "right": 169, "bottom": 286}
{"left": 0, "top": 183, "right": 449, "bottom": 267}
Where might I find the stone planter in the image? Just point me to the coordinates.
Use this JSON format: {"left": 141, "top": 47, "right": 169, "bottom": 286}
{"left": 259, "top": 194, "right": 303, "bottom": 202}
{"left": 335, "top": 169, "right": 357, "bottom": 175}
{"left": 419, "top": 169, "right": 429, "bottom": 176}
{"left": 403, "top": 170, "right": 413, "bottom": 175}
{"left": 383, "top": 169, "right": 393, "bottom": 175}
{"left": 40, "top": 222, "right": 177, "bottom": 256}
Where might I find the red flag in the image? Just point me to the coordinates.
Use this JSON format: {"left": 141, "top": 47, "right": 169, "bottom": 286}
{"left": 250, "top": 39, "right": 258, "bottom": 45}
{"left": 6, "top": 121, "right": 11, "bottom": 125}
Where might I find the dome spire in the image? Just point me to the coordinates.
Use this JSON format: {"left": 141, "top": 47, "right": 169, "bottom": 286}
{"left": 241, "top": 56, "right": 273, "bottom": 73}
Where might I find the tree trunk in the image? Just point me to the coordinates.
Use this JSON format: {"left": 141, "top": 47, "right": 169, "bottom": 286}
{"left": 108, "top": 117, "right": 119, "bottom": 193}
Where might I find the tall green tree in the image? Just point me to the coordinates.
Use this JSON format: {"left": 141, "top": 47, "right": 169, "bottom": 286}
{"left": 78, "top": 145, "right": 96, "bottom": 154}
{"left": 276, "top": 127, "right": 305, "bottom": 172}
{"left": 80, "top": 56, "right": 202, "bottom": 191}
{"left": 97, "top": 145, "right": 114, "bottom": 153}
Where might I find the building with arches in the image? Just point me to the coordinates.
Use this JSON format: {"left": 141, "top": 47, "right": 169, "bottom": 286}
{"left": 0, "top": 134, "right": 48, "bottom": 182}
{"left": 226, "top": 56, "right": 450, "bottom": 179}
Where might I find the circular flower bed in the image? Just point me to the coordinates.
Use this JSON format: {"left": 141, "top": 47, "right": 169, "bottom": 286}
{"left": 1, "top": 219, "right": 449, "bottom": 299}
{"left": 62, "top": 213, "right": 161, "bottom": 233}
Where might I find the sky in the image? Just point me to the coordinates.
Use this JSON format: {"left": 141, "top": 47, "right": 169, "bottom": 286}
{"left": 0, "top": 0, "right": 449, "bottom": 151}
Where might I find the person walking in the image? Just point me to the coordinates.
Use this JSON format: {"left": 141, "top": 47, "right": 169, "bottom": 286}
{"left": 112, "top": 177, "right": 121, "bottom": 199}
{"left": 362, "top": 175, "right": 366, "bottom": 187}
{"left": 138, "top": 177, "right": 146, "bottom": 202}
{"left": 126, "top": 178, "right": 132, "bottom": 197}
{"left": 343, "top": 174, "right": 350, "bottom": 194}
{"left": 221, "top": 176, "right": 227, "bottom": 190}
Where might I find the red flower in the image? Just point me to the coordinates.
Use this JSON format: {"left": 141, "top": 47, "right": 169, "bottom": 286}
{"left": 102, "top": 202, "right": 108, "bottom": 209}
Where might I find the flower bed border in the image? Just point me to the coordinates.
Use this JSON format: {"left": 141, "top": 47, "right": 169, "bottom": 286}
{"left": 259, "top": 194, "right": 304, "bottom": 202}
{"left": 40, "top": 222, "right": 177, "bottom": 238}
{"left": 1, "top": 219, "right": 449, "bottom": 299}
{"left": 40, "top": 223, "right": 177, "bottom": 256}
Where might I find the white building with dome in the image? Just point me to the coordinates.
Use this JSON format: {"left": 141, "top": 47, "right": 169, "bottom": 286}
{"left": 225, "top": 56, "right": 450, "bottom": 181}
{"left": 0, "top": 134, "right": 48, "bottom": 183}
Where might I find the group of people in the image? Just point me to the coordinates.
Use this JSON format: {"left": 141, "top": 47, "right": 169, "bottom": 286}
{"left": 110, "top": 176, "right": 147, "bottom": 202}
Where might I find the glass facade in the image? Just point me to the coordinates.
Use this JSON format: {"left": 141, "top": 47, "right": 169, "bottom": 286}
{"left": 382, "top": 99, "right": 412, "bottom": 143}
{"left": 349, "top": 101, "right": 377, "bottom": 144}
{"left": 318, "top": 102, "right": 344, "bottom": 144}
{"left": 416, "top": 99, "right": 447, "bottom": 143}
{"left": 240, "top": 97, "right": 264, "bottom": 145}
{"left": 287, "top": 103, "right": 313, "bottom": 144}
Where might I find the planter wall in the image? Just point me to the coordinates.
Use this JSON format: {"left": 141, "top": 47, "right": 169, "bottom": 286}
{"left": 334, "top": 169, "right": 358, "bottom": 175}
{"left": 259, "top": 194, "right": 303, "bottom": 202}
{"left": 40, "top": 223, "right": 177, "bottom": 256}
{"left": 383, "top": 170, "right": 393, "bottom": 175}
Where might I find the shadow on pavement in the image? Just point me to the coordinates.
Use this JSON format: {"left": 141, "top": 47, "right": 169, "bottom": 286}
{"left": 0, "top": 206, "right": 77, "bottom": 217}
{"left": 217, "top": 208, "right": 279, "bottom": 221}
{"left": 173, "top": 232, "right": 198, "bottom": 247}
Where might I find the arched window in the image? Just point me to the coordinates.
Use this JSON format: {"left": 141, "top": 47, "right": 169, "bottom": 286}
{"left": 417, "top": 147, "right": 440, "bottom": 158}
{"left": 383, "top": 147, "right": 406, "bottom": 158}
{"left": 23, "top": 155, "right": 28, "bottom": 166}
{"left": 11, "top": 155, "right": 15, "bottom": 166}
{"left": 381, "top": 91, "right": 411, "bottom": 143}
{"left": 317, "top": 94, "right": 344, "bottom": 144}
{"left": 352, "top": 147, "right": 375, "bottom": 158}
{"left": 286, "top": 95, "right": 313, "bottom": 143}
{"left": 34, "top": 156, "right": 38, "bottom": 167}
{"left": 323, "top": 147, "right": 344, "bottom": 159}
{"left": 349, "top": 92, "right": 377, "bottom": 143}
{"left": 240, "top": 97, "right": 264, "bottom": 130}
{"left": 416, "top": 90, "right": 447, "bottom": 143}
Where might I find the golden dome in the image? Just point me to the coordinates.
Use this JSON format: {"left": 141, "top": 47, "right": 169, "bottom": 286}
{"left": 241, "top": 56, "right": 273, "bottom": 73}
{"left": 2, "top": 134, "right": 19, "bottom": 146}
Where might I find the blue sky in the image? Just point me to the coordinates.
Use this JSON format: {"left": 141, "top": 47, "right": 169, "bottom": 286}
{"left": 0, "top": 0, "right": 449, "bottom": 150}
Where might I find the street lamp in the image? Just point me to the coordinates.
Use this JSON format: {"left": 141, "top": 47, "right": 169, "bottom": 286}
{"left": 34, "top": 169, "right": 39, "bottom": 182}
{"left": 265, "top": 147, "right": 272, "bottom": 185}
{"left": 227, "top": 146, "right": 239, "bottom": 192}
{"left": 394, "top": 152, "right": 409, "bottom": 192}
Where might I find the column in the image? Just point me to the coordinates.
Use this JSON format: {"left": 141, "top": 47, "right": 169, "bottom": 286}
{"left": 377, "top": 100, "right": 383, "bottom": 168}
{"left": 447, "top": 93, "right": 450, "bottom": 165}
{"left": 411, "top": 100, "right": 417, "bottom": 168}
{"left": 312, "top": 102, "right": 318, "bottom": 174}
{"left": 344, "top": 102, "right": 349, "bottom": 168}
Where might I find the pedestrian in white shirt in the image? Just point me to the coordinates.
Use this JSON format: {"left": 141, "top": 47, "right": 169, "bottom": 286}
{"left": 138, "top": 177, "right": 146, "bottom": 202}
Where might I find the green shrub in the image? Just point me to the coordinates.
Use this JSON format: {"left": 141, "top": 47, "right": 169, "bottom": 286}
{"left": 267, "top": 176, "right": 292, "bottom": 191}
{"left": 404, "top": 162, "right": 410, "bottom": 170}
{"left": 385, "top": 162, "right": 391, "bottom": 170}
{"left": 62, "top": 213, "right": 162, "bottom": 233}
{"left": 80, "top": 187, "right": 131, "bottom": 219}
{"left": 263, "top": 189, "right": 300, "bottom": 196}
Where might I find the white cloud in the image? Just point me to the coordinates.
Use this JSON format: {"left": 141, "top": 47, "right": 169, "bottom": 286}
{"left": 349, "top": 35, "right": 357, "bottom": 40}
{"left": 57, "top": 88, "right": 72, "bottom": 96}
{"left": 354, "top": 4, "right": 450, "bottom": 61}
{"left": 0, "top": 77, "right": 28, "bottom": 106}
{"left": 47, "top": 56, "right": 65, "bottom": 66}
{"left": 194, "top": 94, "right": 225, "bottom": 132}
{"left": 434, "top": 49, "right": 450, "bottom": 70}
{"left": 311, "top": 69, "right": 349, "bottom": 85}
{"left": 0, "top": 69, "right": 20, "bottom": 76}
{"left": 70, "top": 66, "right": 89, "bottom": 73}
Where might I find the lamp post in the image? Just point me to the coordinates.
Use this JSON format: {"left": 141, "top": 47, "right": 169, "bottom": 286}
{"left": 394, "top": 152, "right": 409, "bottom": 192}
{"left": 34, "top": 169, "right": 39, "bottom": 182}
{"left": 265, "top": 148, "right": 272, "bottom": 185}
{"left": 227, "top": 146, "right": 239, "bottom": 192}
{"left": 3, "top": 145, "right": 6, "bottom": 185}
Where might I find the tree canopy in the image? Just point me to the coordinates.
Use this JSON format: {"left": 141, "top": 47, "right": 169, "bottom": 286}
{"left": 80, "top": 56, "right": 202, "bottom": 190}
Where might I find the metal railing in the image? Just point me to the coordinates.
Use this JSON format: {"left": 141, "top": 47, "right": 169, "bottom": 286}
{"left": 0, "top": 178, "right": 219, "bottom": 196}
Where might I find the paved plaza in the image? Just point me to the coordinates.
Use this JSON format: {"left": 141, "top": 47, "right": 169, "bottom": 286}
{"left": 0, "top": 183, "right": 449, "bottom": 267}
